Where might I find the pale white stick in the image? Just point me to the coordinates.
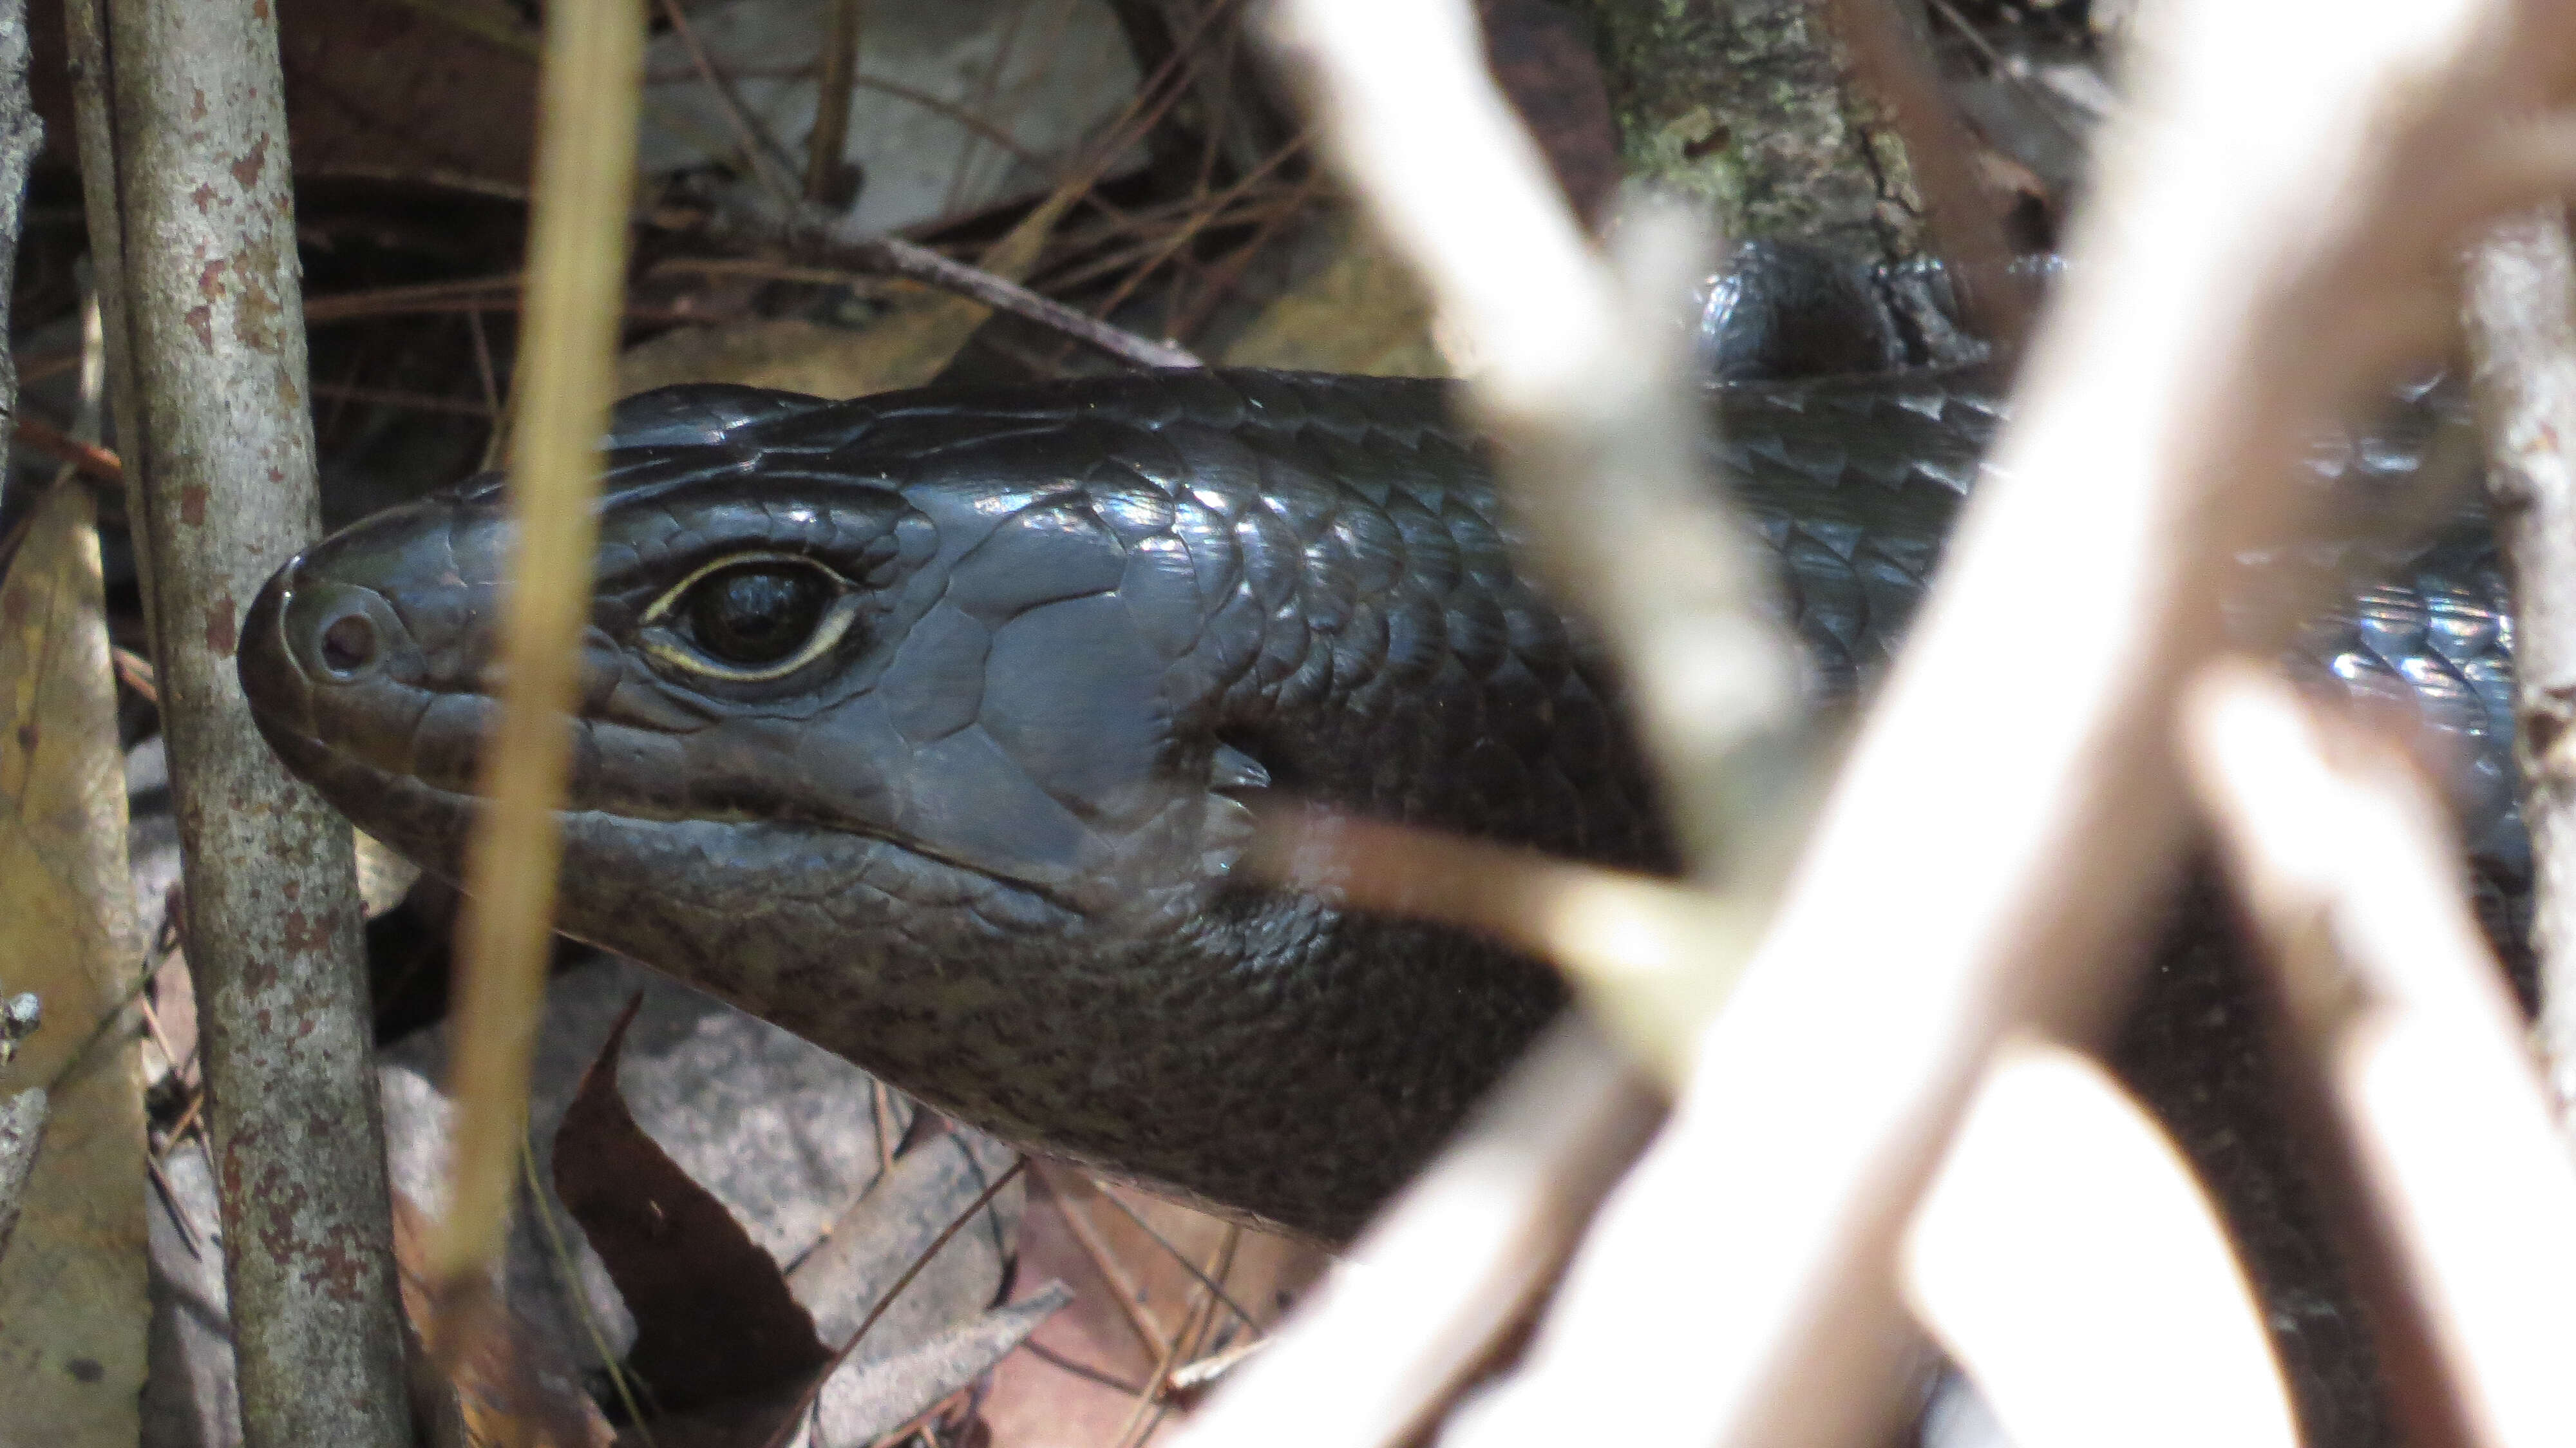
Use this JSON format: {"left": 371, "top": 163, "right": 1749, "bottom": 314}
{"left": 1902, "top": 1039, "right": 2298, "bottom": 1448}
{"left": 2183, "top": 662, "right": 2576, "bottom": 1448}
{"left": 2464, "top": 213, "right": 2576, "bottom": 1130}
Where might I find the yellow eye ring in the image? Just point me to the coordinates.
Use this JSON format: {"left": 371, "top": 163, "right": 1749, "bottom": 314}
{"left": 640, "top": 551, "right": 862, "bottom": 683}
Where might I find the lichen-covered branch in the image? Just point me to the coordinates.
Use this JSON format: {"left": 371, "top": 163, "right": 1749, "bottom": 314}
{"left": 1578, "top": 0, "right": 1920, "bottom": 254}
{"left": 1573, "top": 0, "right": 2015, "bottom": 352}
{"left": 0, "top": 0, "right": 38, "bottom": 511}
{"left": 71, "top": 0, "right": 411, "bottom": 1442}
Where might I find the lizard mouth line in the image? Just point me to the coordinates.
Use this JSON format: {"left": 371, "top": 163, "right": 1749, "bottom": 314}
{"left": 246, "top": 707, "right": 1092, "bottom": 913}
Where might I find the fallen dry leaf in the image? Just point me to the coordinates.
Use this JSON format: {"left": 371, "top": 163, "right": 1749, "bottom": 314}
{"left": 553, "top": 996, "right": 830, "bottom": 1413}
{"left": 787, "top": 1125, "right": 1024, "bottom": 1358}
{"left": 982, "top": 1172, "right": 1327, "bottom": 1448}
{"left": 0, "top": 481, "right": 151, "bottom": 1445}
{"left": 799, "top": 1284, "right": 1073, "bottom": 1447}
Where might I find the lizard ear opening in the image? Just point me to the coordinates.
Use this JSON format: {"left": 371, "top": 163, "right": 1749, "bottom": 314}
{"left": 1211, "top": 739, "right": 1273, "bottom": 795}
{"left": 1200, "top": 742, "right": 1274, "bottom": 879}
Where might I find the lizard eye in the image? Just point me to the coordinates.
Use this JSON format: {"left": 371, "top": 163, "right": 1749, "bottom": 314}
{"left": 690, "top": 563, "right": 827, "bottom": 665}
{"left": 642, "top": 553, "right": 860, "bottom": 681}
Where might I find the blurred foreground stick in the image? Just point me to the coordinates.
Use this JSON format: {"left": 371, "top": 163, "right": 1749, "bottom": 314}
{"left": 1200, "top": 1, "right": 2576, "bottom": 1447}
{"left": 1900, "top": 1038, "right": 2300, "bottom": 1448}
{"left": 2184, "top": 662, "right": 2576, "bottom": 1445}
{"left": 2464, "top": 213, "right": 2576, "bottom": 1126}
{"left": 1179, "top": 0, "right": 1822, "bottom": 1436}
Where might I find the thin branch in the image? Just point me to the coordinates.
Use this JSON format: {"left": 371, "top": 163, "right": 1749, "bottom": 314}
{"left": 1167, "top": 1022, "right": 1658, "bottom": 1448}
{"left": 1249, "top": 808, "right": 1759, "bottom": 1083}
{"left": 759, "top": 1157, "right": 1030, "bottom": 1448}
{"left": 12, "top": 414, "right": 122, "bottom": 483}
{"left": 1268, "top": 0, "right": 1812, "bottom": 885}
{"left": 762, "top": 205, "right": 1203, "bottom": 368}
{"left": 1082, "top": 1179, "right": 1261, "bottom": 1330}
{"left": 74, "top": 0, "right": 413, "bottom": 1438}
{"left": 653, "top": 0, "right": 802, "bottom": 207}
{"left": 1079, "top": 133, "right": 1307, "bottom": 330}
{"left": 1037, "top": 1167, "right": 1174, "bottom": 1364}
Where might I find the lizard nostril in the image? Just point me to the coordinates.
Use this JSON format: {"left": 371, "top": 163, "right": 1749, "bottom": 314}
{"left": 318, "top": 613, "right": 379, "bottom": 678}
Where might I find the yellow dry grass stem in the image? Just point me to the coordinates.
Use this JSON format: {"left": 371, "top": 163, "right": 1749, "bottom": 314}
{"left": 424, "top": 0, "right": 645, "bottom": 1350}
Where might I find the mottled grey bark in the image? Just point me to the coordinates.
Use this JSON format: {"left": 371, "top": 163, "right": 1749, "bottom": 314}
{"left": 64, "top": 0, "right": 412, "bottom": 1443}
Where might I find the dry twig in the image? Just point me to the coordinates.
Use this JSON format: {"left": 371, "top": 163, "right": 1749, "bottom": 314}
{"left": 426, "top": 0, "right": 645, "bottom": 1358}
{"left": 763, "top": 1157, "right": 1030, "bottom": 1448}
{"left": 1265, "top": 0, "right": 1811, "bottom": 886}
{"left": 764, "top": 207, "right": 1205, "bottom": 370}
{"left": 804, "top": 0, "right": 864, "bottom": 204}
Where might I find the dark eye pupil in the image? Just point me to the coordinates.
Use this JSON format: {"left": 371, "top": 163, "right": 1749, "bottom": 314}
{"left": 688, "top": 564, "right": 828, "bottom": 666}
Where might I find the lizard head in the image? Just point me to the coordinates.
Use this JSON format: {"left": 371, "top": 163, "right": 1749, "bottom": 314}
{"left": 236, "top": 372, "right": 1616, "bottom": 1237}
{"left": 240, "top": 381, "right": 1285, "bottom": 967}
